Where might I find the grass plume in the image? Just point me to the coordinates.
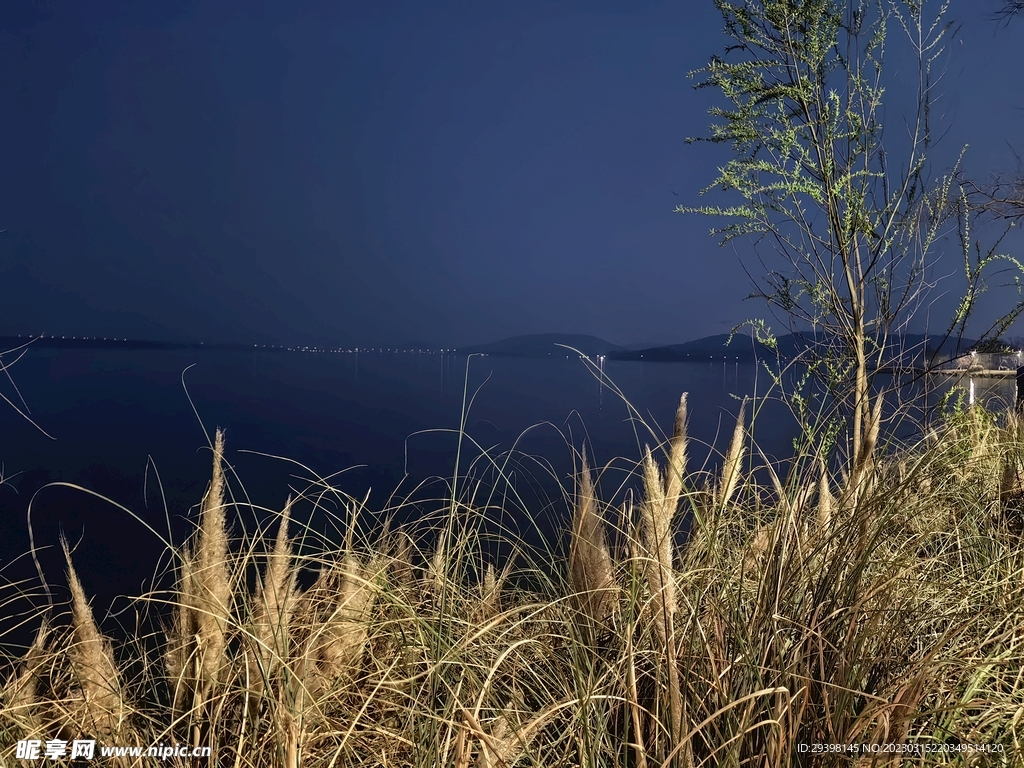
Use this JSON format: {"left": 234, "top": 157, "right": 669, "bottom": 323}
{"left": 717, "top": 396, "right": 746, "bottom": 510}
{"left": 568, "top": 451, "right": 615, "bottom": 633}
{"left": 248, "top": 496, "right": 296, "bottom": 697}
{"left": 1, "top": 397, "right": 1022, "bottom": 766}
{"left": 63, "top": 544, "right": 125, "bottom": 738}
{"left": 2, "top": 621, "right": 48, "bottom": 739}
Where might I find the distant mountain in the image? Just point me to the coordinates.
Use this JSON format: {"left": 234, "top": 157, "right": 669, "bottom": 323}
{"left": 609, "top": 333, "right": 770, "bottom": 362}
{"left": 458, "top": 333, "right": 623, "bottom": 358}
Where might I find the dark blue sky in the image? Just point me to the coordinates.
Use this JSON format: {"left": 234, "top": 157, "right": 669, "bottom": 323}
{"left": 1, "top": 0, "right": 1021, "bottom": 347}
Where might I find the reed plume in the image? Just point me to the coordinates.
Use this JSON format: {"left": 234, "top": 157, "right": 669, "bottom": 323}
{"left": 568, "top": 451, "right": 615, "bottom": 631}
{"left": 475, "top": 562, "right": 506, "bottom": 623}
{"left": 472, "top": 715, "right": 519, "bottom": 768}
{"left": 640, "top": 395, "right": 687, "bottom": 637}
{"left": 302, "top": 553, "right": 384, "bottom": 696}
{"left": 3, "top": 621, "right": 49, "bottom": 737}
{"left": 388, "top": 528, "right": 415, "bottom": 593}
{"left": 64, "top": 545, "right": 124, "bottom": 737}
{"left": 467, "top": 699, "right": 559, "bottom": 768}
{"left": 192, "top": 428, "right": 232, "bottom": 689}
{"left": 639, "top": 437, "right": 687, "bottom": 762}
{"left": 717, "top": 397, "right": 746, "bottom": 509}
{"left": 429, "top": 536, "right": 449, "bottom": 598}
{"left": 249, "top": 497, "right": 296, "bottom": 696}
{"left": 664, "top": 393, "right": 688, "bottom": 508}
{"left": 634, "top": 393, "right": 692, "bottom": 764}
{"left": 744, "top": 524, "right": 774, "bottom": 571}
{"left": 165, "top": 428, "right": 233, "bottom": 740}
{"left": 640, "top": 450, "right": 673, "bottom": 642}
{"left": 164, "top": 549, "right": 194, "bottom": 702}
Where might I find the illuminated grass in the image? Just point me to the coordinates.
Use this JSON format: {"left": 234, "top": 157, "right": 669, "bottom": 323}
{"left": 1, "top": 391, "right": 1022, "bottom": 766}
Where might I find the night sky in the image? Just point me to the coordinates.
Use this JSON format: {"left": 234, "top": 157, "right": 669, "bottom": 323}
{"left": 1, "top": 0, "right": 1022, "bottom": 348}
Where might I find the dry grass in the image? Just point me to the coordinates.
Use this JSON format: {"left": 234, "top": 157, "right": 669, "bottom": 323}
{"left": 2, "top": 401, "right": 1023, "bottom": 766}
{"left": 62, "top": 543, "right": 126, "bottom": 740}
{"left": 569, "top": 451, "right": 616, "bottom": 633}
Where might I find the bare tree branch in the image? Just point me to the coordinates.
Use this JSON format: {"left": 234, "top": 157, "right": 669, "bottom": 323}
{"left": 959, "top": 172, "right": 1024, "bottom": 220}
{"left": 993, "top": 1, "right": 1024, "bottom": 25}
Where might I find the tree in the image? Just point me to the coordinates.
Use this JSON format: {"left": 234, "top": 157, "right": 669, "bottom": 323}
{"left": 994, "top": 1, "right": 1024, "bottom": 24}
{"left": 680, "top": 0, "right": 1022, "bottom": 478}
{"left": 968, "top": 1, "right": 1024, "bottom": 219}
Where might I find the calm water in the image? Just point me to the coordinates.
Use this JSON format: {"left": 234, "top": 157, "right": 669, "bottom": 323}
{"left": 0, "top": 347, "right": 1010, "bottom": 612}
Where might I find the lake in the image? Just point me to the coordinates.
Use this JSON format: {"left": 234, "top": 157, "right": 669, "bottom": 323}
{"left": 0, "top": 346, "right": 1011, "bottom": 615}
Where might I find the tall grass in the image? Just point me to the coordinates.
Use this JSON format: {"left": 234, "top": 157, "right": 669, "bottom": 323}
{"left": 1, "top": 392, "right": 1023, "bottom": 766}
